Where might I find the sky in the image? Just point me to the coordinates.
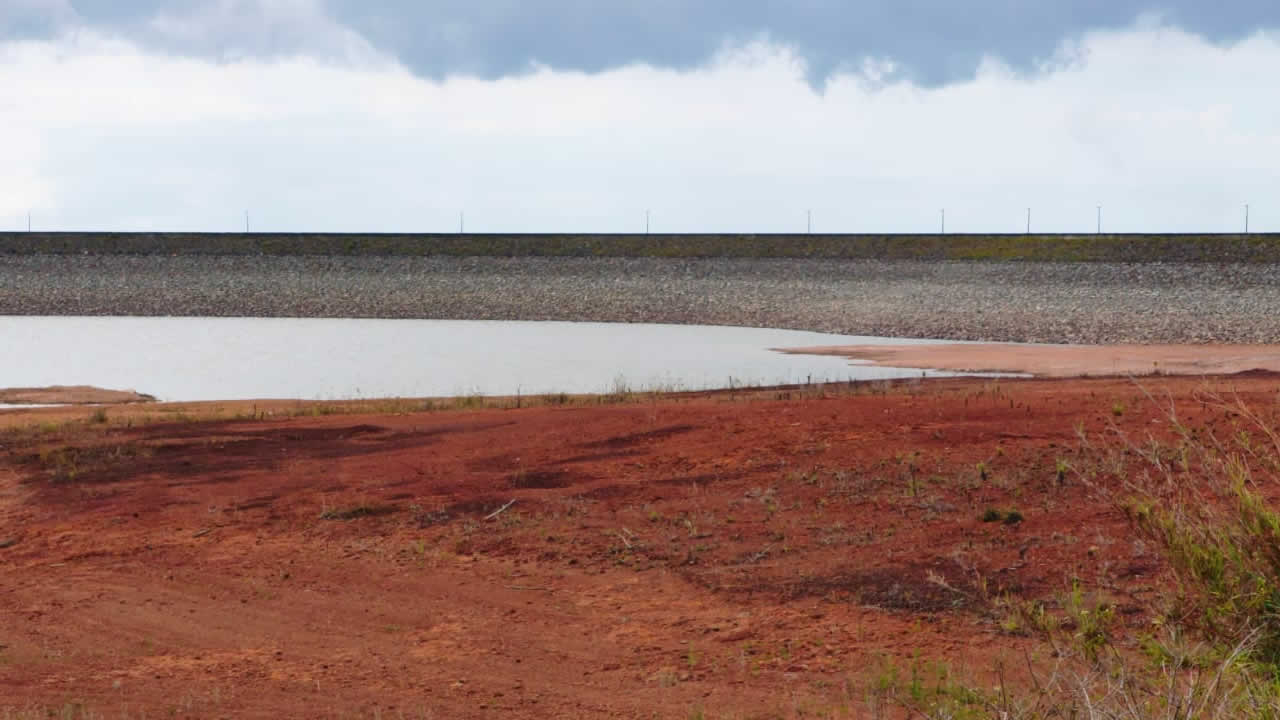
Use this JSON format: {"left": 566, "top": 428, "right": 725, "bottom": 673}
{"left": 1, "top": 1, "right": 1278, "bottom": 233}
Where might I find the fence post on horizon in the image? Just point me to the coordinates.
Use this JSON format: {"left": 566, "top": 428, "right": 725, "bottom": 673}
{"left": 940, "top": 209, "right": 945, "bottom": 234}
{"left": 27, "top": 211, "right": 31, "bottom": 232}
{"left": 460, "top": 211, "right": 465, "bottom": 234}
{"left": 645, "top": 210, "right": 650, "bottom": 235}
{"left": 1026, "top": 208, "right": 1031, "bottom": 234}
{"left": 245, "top": 211, "right": 249, "bottom": 233}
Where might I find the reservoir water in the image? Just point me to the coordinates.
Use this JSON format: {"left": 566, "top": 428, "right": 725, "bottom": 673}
{"left": 1, "top": 316, "right": 970, "bottom": 402}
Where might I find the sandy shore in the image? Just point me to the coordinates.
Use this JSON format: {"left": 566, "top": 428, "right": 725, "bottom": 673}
{"left": 0, "top": 385, "right": 155, "bottom": 405}
{"left": 781, "top": 343, "right": 1280, "bottom": 377}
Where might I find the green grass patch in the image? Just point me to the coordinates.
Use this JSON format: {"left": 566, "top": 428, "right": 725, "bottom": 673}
{"left": 980, "top": 508, "right": 1024, "bottom": 525}
{"left": 6, "top": 231, "right": 1280, "bottom": 262}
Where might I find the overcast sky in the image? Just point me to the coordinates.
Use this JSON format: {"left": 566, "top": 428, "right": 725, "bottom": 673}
{"left": 2, "top": 1, "right": 1278, "bottom": 232}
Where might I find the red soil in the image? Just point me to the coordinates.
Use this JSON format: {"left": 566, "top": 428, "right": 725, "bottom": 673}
{"left": 2, "top": 374, "right": 1278, "bottom": 717}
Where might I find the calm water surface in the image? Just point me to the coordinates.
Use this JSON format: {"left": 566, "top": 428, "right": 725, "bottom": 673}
{"left": 1, "top": 316, "right": 967, "bottom": 402}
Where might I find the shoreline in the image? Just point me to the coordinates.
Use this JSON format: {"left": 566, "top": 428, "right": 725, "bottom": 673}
{"left": 783, "top": 342, "right": 1280, "bottom": 378}
{"left": 6, "top": 341, "right": 1280, "bottom": 415}
{"left": 0, "top": 361, "right": 1275, "bottom": 428}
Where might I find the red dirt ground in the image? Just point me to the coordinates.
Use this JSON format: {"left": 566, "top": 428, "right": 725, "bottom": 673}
{"left": 2, "top": 374, "right": 1279, "bottom": 718}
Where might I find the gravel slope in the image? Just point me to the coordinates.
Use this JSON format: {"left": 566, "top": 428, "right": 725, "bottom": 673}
{"left": 2, "top": 254, "right": 1276, "bottom": 344}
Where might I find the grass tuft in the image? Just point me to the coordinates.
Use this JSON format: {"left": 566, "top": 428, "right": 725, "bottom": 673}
{"left": 319, "top": 504, "right": 400, "bottom": 521}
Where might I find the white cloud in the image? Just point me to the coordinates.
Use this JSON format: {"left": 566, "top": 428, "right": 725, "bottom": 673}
{"left": 1, "top": 22, "right": 1277, "bottom": 233}
{"left": 143, "top": 0, "right": 380, "bottom": 65}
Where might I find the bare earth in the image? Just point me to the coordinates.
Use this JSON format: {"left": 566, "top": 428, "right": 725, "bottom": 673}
{"left": 3, "top": 374, "right": 1280, "bottom": 717}
{"left": 0, "top": 386, "right": 156, "bottom": 405}
{"left": 782, "top": 343, "right": 1280, "bottom": 378}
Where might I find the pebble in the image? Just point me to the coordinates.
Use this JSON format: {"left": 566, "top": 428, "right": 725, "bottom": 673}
{"left": 3, "top": 255, "right": 1278, "bottom": 344}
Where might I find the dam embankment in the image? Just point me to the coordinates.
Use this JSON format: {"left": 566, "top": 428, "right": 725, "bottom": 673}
{"left": 3, "top": 233, "right": 1279, "bottom": 344}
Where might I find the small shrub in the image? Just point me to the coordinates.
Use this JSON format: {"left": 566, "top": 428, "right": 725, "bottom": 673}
{"left": 1060, "top": 580, "right": 1117, "bottom": 662}
{"left": 319, "top": 504, "right": 399, "bottom": 521}
{"left": 1055, "top": 458, "right": 1070, "bottom": 485}
{"left": 980, "top": 508, "right": 1024, "bottom": 525}
{"left": 1135, "top": 477, "right": 1280, "bottom": 666}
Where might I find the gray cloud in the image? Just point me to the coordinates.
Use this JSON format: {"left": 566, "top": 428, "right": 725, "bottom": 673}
{"left": 324, "top": 0, "right": 1280, "bottom": 85}
{"left": 5, "top": 0, "right": 1280, "bottom": 84}
{"left": 0, "top": 0, "right": 75, "bottom": 38}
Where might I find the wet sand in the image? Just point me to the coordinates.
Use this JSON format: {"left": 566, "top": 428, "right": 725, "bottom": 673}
{"left": 781, "top": 343, "right": 1280, "bottom": 378}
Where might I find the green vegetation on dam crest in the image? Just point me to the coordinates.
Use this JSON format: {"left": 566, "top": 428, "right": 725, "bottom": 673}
{"left": 3, "top": 232, "right": 1280, "bottom": 262}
